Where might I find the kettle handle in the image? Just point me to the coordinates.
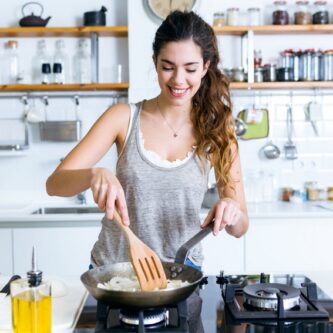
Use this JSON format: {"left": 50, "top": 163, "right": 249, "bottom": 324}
{"left": 22, "top": 2, "right": 44, "bottom": 16}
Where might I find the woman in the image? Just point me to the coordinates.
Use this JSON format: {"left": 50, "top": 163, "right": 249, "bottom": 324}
{"left": 46, "top": 11, "right": 248, "bottom": 270}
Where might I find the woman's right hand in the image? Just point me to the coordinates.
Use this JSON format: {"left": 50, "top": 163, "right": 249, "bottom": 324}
{"left": 90, "top": 168, "right": 129, "bottom": 226}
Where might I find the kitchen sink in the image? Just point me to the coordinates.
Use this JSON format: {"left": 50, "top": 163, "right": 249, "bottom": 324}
{"left": 31, "top": 206, "right": 103, "bottom": 215}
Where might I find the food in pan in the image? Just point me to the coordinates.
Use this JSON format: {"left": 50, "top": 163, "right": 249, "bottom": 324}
{"left": 97, "top": 276, "right": 190, "bottom": 292}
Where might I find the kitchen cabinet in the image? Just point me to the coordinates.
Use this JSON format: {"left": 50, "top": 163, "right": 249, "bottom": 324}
{"left": 0, "top": 26, "right": 128, "bottom": 91}
{"left": 0, "top": 229, "right": 13, "bottom": 275}
{"left": 245, "top": 217, "right": 333, "bottom": 272}
{"left": 12, "top": 225, "right": 100, "bottom": 276}
{"left": 214, "top": 24, "right": 333, "bottom": 90}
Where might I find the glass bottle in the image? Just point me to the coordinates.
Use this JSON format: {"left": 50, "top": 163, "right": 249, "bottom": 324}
{"left": 73, "top": 38, "right": 92, "bottom": 84}
{"left": 226, "top": 8, "right": 240, "bottom": 26}
{"left": 272, "top": 1, "right": 289, "bottom": 25}
{"left": 31, "top": 40, "right": 51, "bottom": 84}
{"left": 294, "top": 1, "right": 312, "bottom": 25}
{"left": 41, "top": 63, "right": 51, "bottom": 84}
{"left": 53, "top": 39, "right": 69, "bottom": 83}
{"left": 10, "top": 247, "right": 51, "bottom": 333}
{"left": 313, "top": 1, "right": 329, "bottom": 24}
{"left": 53, "top": 63, "right": 63, "bottom": 84}
{"left": 3, "top": 40, "right": 19, "bottom": 84}
{"left": 213, "top": 12, "right": 225, "bottom": 27}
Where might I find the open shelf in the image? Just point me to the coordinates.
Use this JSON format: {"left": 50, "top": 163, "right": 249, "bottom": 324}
{"left": 214, "top": 24, "right": 333, "bottom": 36}
{"left": 0, "top": 83, "right": 129, "bottom": 92}
{"left": 0, "top": 26, "right": 128, "bottom": 37}
{"left": 230, "top": 81, "right": 333, "bottom": 90}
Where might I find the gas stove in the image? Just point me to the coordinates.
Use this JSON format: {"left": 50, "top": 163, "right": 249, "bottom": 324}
{"left": 74, "top": 273, "right": 333, "bottom": 333}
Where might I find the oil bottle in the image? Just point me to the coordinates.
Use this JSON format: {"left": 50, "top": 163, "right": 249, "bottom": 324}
{"left": 10, "top": 247, "right": 52, "bottom": 333}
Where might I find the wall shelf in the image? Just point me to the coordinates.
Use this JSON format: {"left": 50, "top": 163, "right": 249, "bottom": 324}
{"left": 230, "top": 82, "right": 333, "bottom": 90}
{"left": 214, "top": 24, "right": 333, "bottom": 36}
{"left": 0, "top": 26, "right": 128, "bottom": 37}
{"left": 0, "top": 83, "right": 129, "bottom": 92}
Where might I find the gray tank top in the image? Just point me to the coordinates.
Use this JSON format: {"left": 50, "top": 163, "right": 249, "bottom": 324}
{"left": 91, "top": 101, "right": 210, "bottom": 267}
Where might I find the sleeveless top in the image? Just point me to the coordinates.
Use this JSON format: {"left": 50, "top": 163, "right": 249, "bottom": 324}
{"left": 90, "top": 101, "right": 210, "bottom": 267}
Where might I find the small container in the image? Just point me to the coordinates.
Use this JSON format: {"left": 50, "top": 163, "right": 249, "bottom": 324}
{"left": 263, "top": 63, "right": 277, "bottom": 81}
{"left": 323, "top": 50, "right": 333, "bottom": 81}
{"left": 254, "top": 67, "right": 264, "bottom": 82}
{"left": 227, "top": 8, "right": 240, "bottom": 26}
{"left": 313, "top": 1, "right": 329, "bottom": 24}
{"left": 248, "top": 7, "right": 261, "bottom": 26}
{"left": 299, "top": 49, "right": 322, "bottom": 81}
{"left": 282, "top": 187, "right": 293, "bottom": 201}
{"left": 294, "top": 1, "right": 312, "bottom": 25}
{"left": 272, "top": 1, "right": 289, "bottom": 25}
{"left": 276, "top": 67, "right": 293, "bottom": 81}
{"left": 231, "top": 67, "right": 245, "bottom": 82}
{"left": 304, "top": 181, "right": 319, "bottom": 201}
{"left": 318, "top": 188, "right": 327, "bottom": 201}
{"left": 213, "top": 12, "right": 225, "bottom": 27}
{"left": 41, "top": 63, "right": 51, "bottom": 84}
{"left": 280, "top": 49, "right": 294, "bottom": 69}
{"left": 290, "top": 189, "right": 307, "bottom": 203}
{"left": 52, "top": 63, "right": 63, "bottom": 84}
{"left": 328, "top": 187, "right": 333, "bottom": 201}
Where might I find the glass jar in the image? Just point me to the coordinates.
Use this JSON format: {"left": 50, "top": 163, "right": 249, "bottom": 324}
{"left": 281, "top": 187, "right": 293, "bottom": 201}
{"left": 323, "top": 50, "right": 333, "bottom": 81}
{"left": 248, "top": 8, "right": 261, "bottom": 26}
{"left": 227, "top": 8, "right": 240, "bottom": 26}
{"left": 213, "top": 12, "right": 225, "bottom": 27}
{"left": 304, "top": 181, "right": 319, "bottom": 201}
{"left": 313, "top": 1, "right": 329, "bottom": 24}
{"left": 327, "top": 187, "right": 333, "bottom": 201}
{"left": 4, "top": 40, "right": 20, "bottom": 84}
{"left": 231, "top": 67, "right": 245, "bottom": 82}
{"left": 276, "top": 67, "right": 293, "bottom": 81}
{"left": 294, "top": 1, "right": 312, "bottom": 24}
{"left": 263, "top": 63, "right": 277, "bottom": 81}
{"left": 73, "top": 38, "right": 92, "bottom": 84}
{"left": 272, "top": 1, "right": 289, "bottom": 25}
{"left": 254, "top": 67, "right": 264, "bottom": 82}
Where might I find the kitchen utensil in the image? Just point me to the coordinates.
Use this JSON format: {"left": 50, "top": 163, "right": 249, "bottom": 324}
{"left": 81, "top": 222, "right": 214, "bottom": 307}
{"left": 284, "top": 105, "right": 298, "bottom": 160}
{"left": 19, "top": 2, "right": 51, "bottom": 27}
{"left": 0, "top": 275, "right": 21, "bottom": 301}
{"left": 237, "top": 108, "right": 269, "bottom": 140}
{"left": 202, "top": 183, "right": 219, "bottom": 208}
{"left": 83, "top": 6, "right": 107, "bottom": 26}
{"left": 112, "top": 210, "right": 168, "bottom": 292}
{"left": 304, "top": 101, "right": 322, "bottom": 136}
{"left": 262, "top": 140, "right": 280, "bottom": 159}
{"left": 234, "top": 117, "right": 247, "bottom": 136}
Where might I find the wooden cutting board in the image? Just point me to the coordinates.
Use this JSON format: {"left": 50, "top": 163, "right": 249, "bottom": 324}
{"left": 0, "top": 276, "right": 87, "bottom": 333}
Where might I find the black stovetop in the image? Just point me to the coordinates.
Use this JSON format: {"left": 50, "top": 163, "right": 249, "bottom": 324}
{"left": 74, "top": 274, "right": 333, "bottom": 333}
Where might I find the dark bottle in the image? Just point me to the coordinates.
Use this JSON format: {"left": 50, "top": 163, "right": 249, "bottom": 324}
{"left": 272, "top": 0, "right": 289, "bottom": 25}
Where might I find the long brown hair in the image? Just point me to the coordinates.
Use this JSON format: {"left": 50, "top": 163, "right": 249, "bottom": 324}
{"left": 152, "top": 11, "right": 238, "bottom": 190}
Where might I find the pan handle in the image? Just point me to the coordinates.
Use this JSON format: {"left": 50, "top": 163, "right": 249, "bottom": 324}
{"left": 174, "top": 221, "right": 214, "bottom": 264}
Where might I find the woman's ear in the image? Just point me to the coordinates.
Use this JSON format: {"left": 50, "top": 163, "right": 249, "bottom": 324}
{"left": 201, "top": 60, "right": 210, "bottom": 78}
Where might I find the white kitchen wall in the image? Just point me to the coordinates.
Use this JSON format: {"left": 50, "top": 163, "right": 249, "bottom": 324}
{"left": 128, "top": 0, "right": 333, "bottom": 202}
{"left": 0, "top": 0, "right": 128, "bottom": 205}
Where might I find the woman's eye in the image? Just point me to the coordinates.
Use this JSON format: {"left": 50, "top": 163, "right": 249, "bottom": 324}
{"left": 162, "top": 67, "right": 173, "bottom": 71}
{"left": 186, "top": 69, "right": 197, "bottom": 73}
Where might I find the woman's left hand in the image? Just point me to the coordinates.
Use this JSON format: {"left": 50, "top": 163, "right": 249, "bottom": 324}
{"left": 201, "top": 198, "right": 241, "bottom": 236}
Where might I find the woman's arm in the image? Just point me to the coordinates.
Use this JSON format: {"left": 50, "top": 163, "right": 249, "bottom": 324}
{"left": 46, "top": 103, "right": 131, "bottom": 224}
{"left": 201, "top": 147, "right": 249, "bottom": 237}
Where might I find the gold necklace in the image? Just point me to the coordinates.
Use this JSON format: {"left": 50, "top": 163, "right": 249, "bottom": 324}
{"left": 156, "top": 97, "right": 189, "bottom": 138}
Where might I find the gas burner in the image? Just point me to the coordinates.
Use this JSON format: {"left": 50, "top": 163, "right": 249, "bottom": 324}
{"left": 243, "top": 283, "right": 300, "bottom": 310}
{"left": 119, "top": 308, "right": 167, "bottom": 326}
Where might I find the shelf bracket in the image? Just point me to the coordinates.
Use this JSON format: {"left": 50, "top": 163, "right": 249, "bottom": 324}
{"left": 90, "top": 32, "right": 99, "bottom": 83}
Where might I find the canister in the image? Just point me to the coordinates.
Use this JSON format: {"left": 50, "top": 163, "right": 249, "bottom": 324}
{"left": 254, "top": 68, "right": 264, "bottom": 82}
{"left": 294, "top": 0, "right": 312, "bottom": 25}
{"left": 227, "top": 8, "right": 240, "bottom": 26}
{"left": 231, "top": 67, "right": 246, "bottom": 82}
{"left": 313, "top": 0, "right": 329, "bottom": 24}
{"left": 272, "top": 0, "right": 289, "bottom": 25}
{"left": 213, "top": 12, "right": 225, "bottom": 27}
{"left": 263, "top": 64, "right": 277, "bottom": 81}
{"left": 247, "top": 8, "right": 261, "bottom": 26}
{"left": 323, "top": 50, "right": 333, "bottom": 81}
{"left": 328, "top": 187, "right": 333, "bottom": 201}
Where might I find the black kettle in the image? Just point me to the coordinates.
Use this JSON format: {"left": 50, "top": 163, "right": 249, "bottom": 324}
{"left": 83, "top": 6, "right": 107, "bottom": 26}
{"left": 19, "top": 2, "right": 51, "bottom": 27}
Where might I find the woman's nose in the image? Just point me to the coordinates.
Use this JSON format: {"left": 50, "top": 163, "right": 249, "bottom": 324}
{"left": 171, "top": 69, "right": 185, "bottom": 86}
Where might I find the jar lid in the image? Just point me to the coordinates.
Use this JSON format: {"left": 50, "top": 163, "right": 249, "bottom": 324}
{"left": 314, "top": 0, "right": 327, "bottom": 4}
{"left": 53, "top": 63, "right": 62, "bottom": 73}
{"left": 214, "top": 12, "right": 224, "bottom": 15}
{"left": 263, "top": 63, "right": 277, "bottom": 67}
{"left": 248, "top": 7, "right": 260, "bottom": 11}
{"left": 227, "top": 7, "right": 239, "bottom": 11}
{"left": 296, "top": 1, "right": 309, "bottom": 5}
{"left": 324, "top": 49, "right": 333, "bottom": 53}
{"left": 273, "top": 1, "right": 287, "bottom": 5}
{"left": 42, "top": 63, "right": 51, "bottom": 74}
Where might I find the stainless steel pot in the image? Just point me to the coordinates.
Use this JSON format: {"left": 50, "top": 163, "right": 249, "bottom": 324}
{"left": 80, "top": 223, "right": 213, "bottom": 308}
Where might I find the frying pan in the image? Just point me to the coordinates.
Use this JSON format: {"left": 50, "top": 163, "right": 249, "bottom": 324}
{"left": 80, "top": 222, "right": 213, "bottom": 308}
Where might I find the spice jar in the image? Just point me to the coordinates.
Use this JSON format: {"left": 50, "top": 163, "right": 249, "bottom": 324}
{"left": 328, "top": 187, "right": 333, "bottom": 201}
{"left": 231, "top": 67, "right": 246, "bottom": 82}
{"left": 294, "top": 1, "right": 312, "bottom": 25}
{"left": 213, "top": 12, "right": 225, "bottom": 27}
{"left": 254, "top": 68, "right": 264, "bottom": 82}
{"left": 304, "top": 181, "right": 319, "bottom": 201}
{"left": 313, "top": 0, "right": 329, "bottom": 24}
{"left": 272, "top": 1, "right": 289, "bottom": 25}
{"left": 263, "top": 63, "right": 277, "bottom": 81}
{"left": 282, "top": 187, "right": 293, "bottom": 201}
{"left": 227, "top": 8, "right": 240, "bottom": 26}
{"left": 323, "top": 50, "right": 333, "bottom": 81}
{"left": 248, "top": 7, "right": 261, "bottom": 26}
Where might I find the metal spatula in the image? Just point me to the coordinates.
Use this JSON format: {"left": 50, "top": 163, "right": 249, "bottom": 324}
{"left": 284, "top": 105, "right": 298, "bottom": 160}
{"left": 113, "top": 210, "right": 168, "bottom": 291}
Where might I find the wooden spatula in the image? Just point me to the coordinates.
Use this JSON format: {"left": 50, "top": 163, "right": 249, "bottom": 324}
{"left": 113, "top": 210, "right": 168, "bottom": 291}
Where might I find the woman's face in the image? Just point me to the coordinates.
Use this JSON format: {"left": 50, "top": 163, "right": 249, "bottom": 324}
{"left": 155, "top": 39, "right": 209, "bottom": 107}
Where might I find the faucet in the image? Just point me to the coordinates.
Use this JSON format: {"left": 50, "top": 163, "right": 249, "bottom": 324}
{"left": 76, "top": 191, "right": 86, "bottom": 205}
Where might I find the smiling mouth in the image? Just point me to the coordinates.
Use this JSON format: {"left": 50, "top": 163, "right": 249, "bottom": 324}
{"left": 168, "top": 86, "right": 189, "bottom": 97}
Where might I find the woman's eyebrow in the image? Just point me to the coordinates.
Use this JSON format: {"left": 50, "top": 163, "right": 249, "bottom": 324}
{"left": 160, "top": 59, "right": 200, "bottom": 66}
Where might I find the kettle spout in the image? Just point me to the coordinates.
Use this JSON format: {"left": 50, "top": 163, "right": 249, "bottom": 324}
{"left": 44, "top": 16, "right": 51, "bottom": 25}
